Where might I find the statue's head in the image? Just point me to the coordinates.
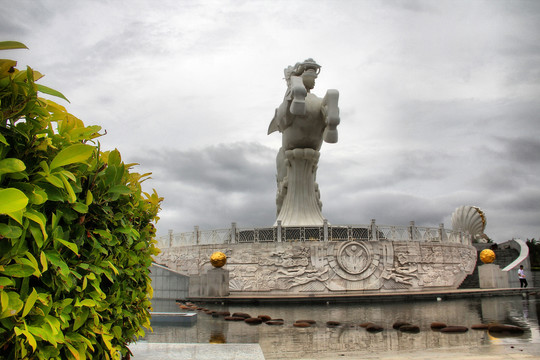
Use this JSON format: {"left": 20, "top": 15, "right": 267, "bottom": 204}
{"left": 285, "top": 58, "right": 321, "bottom": 90}
{"left": 298, "top": 58, "right": 320, "bottom": 90}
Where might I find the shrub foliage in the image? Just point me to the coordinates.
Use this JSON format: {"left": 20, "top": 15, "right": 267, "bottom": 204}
{"left": 0, "top": 41, "right": 162, "bottom": 359}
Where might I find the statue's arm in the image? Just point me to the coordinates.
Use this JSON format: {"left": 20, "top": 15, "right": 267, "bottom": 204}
{"left": 288, "top": 76, "right": 307, "bottom": 116}
{"left": 322, "top": 89, "right": 340, "bottom": 143}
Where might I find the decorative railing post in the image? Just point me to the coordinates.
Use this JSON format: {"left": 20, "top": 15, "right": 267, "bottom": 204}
{"left": 409, "top": 221, "right": 416, "bottom": 241}
{"left": 370, "top": 219, "right": 378, "bottom": 241}
{"left": 168, "top": 229, "right": 173, "bottom": 248}
{"left": 438, "top": 223, "right": 444, "bottom": 242}
{"left": 323, "top": 219, "right": 328, "bottom": 241}
{"left": 277, "top": 220, "right": 282, "bottom": 242}
{"left": 194, "top": 225, "right": 199, "bottom": 245}
{"left": 231, "top": 222, "right": 237, "bottom": 244}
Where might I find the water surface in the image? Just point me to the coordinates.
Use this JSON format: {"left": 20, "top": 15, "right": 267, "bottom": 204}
{"left": 144, "top": 294, "right": 539, "bottom": 359}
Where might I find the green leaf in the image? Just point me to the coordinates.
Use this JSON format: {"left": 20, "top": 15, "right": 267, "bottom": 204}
{"left": 108, "top": 149, "right": 121, "bottom": 166}
{"left": 72, "top": 307, "right": 89, "bottom": 331}
{"left": 50, "top": 144, "right": 94, "bottom": 170}
{"left": 22, "top": 288, "right": 38, "bottom": 317}
{"left": 59, "top": 173, "right": 76, "bottom": 203}
{"left": 45, "top": 174, "right": 64, "bottom": 188}
{"left": 0, "top": 158, "right": 26, "bottom": 175}
{"left": 28, "top": 188, "right": 48, "bottom": 205}
{"left": 0, "top": 188, "right": 28, "bottom": 213}
{"left": 0, "top": 41, "right": 28, "bottom": 50}
{"left": 0, "top": 277, "right": 15, "bottom": 288}
{"left": 57, "top": 238, "right": 78, "bottom": 255}
{"left": 0, "top": 292, "right": 23, "bottom": 318}
{"left": 6, "top": 209, "right": 24, "bottom": 225}
{"left": 29, "top": 224, "right": 44, "bottom": 248}
{"left": 36, "top": 83, "right": 70, "bottom": 103}
{"left": 1, "top": 264, "right": 35, "bottom": 277}
{"left": 108, "top": 185, "right": 131, "bottom": 195}
{"left": 0, "top": 133, "right": 7, "bottom": 145}
{"left": 72, "top": 202, "right": 88, "bottom": 214}
{"left": 0, "top": 223, "right": 22, "bottom": 238}
{"left": 25, "top": 209, "right": 48, "bottom": 242}
{"left": 44, "top": 250, "right": 70, "bottom": 278}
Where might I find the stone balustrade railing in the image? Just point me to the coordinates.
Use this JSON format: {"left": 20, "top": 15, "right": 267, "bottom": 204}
{"left": 157, "top": 219, "right": 472, "bottom": 249}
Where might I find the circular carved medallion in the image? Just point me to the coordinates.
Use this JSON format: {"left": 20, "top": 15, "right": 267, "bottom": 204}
{"left": 337, "top": 242, "right": 371, "bottom": 275}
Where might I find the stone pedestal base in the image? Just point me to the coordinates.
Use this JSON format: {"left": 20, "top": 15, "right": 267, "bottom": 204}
{"left": 479, "top": 264, "right": 509, "bottom": 289}
{"left": 206, "top": 268, "right": 229, "bottom": 297}
{"left": 276, "top": 148, "right": 325, "bottom": 226}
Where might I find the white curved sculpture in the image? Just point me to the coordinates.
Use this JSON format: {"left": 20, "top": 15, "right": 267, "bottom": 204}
{"left": 268, "top": 59, "right": 340, "bottom": 226}
{"left": 451, "top": 205, "right": 487, "bottom": 241}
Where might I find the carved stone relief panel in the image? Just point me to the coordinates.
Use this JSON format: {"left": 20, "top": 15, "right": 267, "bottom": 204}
{"left": 155, "top": 241, "right": 477, "bottom": 294}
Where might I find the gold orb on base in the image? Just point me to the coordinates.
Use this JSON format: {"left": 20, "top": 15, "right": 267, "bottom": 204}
{"left": 479, "top": 249, "right": 495, "bottom": 264}
{"left": 210, "top": 251, "right": 227, "bottom": 268}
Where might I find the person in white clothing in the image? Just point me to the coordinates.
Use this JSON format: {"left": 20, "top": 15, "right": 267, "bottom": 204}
{"left": 518, "top": 265, "right": 528, "bottom": 288}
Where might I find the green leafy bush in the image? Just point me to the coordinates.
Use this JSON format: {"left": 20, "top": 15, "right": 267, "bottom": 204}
{"left": 0, "top": 41, "right": 162, "bottom": 359}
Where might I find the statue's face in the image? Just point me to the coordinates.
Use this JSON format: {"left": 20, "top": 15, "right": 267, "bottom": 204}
{"left": 302, "top": 69, "right": 317, "bottom": 90}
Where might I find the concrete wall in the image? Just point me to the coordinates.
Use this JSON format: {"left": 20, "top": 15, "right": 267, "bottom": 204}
{"left": 149, "top": 263, "right": 189, "bottom": 300}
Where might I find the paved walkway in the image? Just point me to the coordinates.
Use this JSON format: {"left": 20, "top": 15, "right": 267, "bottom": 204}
{"left": 130, "top": 343, "right": 266, "bottom": 360}
{"left": 130, "top": 342, "right": 540, "bottom": 360}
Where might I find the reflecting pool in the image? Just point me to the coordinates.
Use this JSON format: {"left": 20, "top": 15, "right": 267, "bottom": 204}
{"left": 143, "top": 294, "right": 539, "bottom": 359}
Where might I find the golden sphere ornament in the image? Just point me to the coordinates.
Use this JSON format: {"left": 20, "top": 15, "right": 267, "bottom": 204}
{"left": 479, "top": 249, "right": 495, "bottom": 264}
{"left": 210, "top": 251, "right": 227, "bottom": 268}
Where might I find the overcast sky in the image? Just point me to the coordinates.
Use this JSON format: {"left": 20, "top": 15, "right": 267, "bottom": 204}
{"left": 2, "top": 0, "right": 539, "bottom": 242}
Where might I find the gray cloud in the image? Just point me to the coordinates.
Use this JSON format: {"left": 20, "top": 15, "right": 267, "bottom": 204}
{"left": 3, "top": 0, "right": 539, "bottom": 242}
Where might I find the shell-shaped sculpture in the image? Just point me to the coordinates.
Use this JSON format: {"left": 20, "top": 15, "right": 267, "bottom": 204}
{"left": 451, "top": 205, "right": 486, "bottom": 239}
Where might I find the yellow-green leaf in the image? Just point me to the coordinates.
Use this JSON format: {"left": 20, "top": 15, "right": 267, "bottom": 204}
{"left": 6, "top": 209, "right": 24, "bottom": 225}
{"left": 85, "top": 190, "right": 93, "bottom": 206}
{"left": 0, "top": 133, "right": 7, "bottom": 146}
{"left": 1, "top": 264, "right": 35, "bottom": 277}
{"left": 59, "top": 173, "right": 76, "bottom": 203}
{"left": 77, "top": 299, "right": 96, "bottom": 307}
{"left": 57, "top": 238, "right": 78, "bottom": 255}
{"left": 22, "top": 288, "right": 38, "bottom": 317}
{"left": 0, "top": 59, "right": 17, "bottom": 78}
{"left": 65, "top": 342, "right": 80, "bottom": 360}
{"left": 0, "top": 188, "right": 28, "bottom": 213}
{"left": 73, "top": 307, "right": 89, "bottom": 331}
{"left": 72, "top": 202, "right": 88, "bottom": 214}
{"left": 0, "top": 158, "right": 25, "bottom": 175}
{"left": 40, "top": 252, "right": 48, "bottom": 272}
{"left": 50, "top": 144, "right": 93, "bottom": 170}
{"left": 1, "top": 291, "right": 8, "bottom": 312}
{"left": 25, "top": 209, "right": 48, "bottom": 242}
{"left": 36, "top": 84, "right": 70, "bottom": 103}
{"left": 0, "top": 41, "right": 28, "bottom": 50}
{"left": 107, "top": 261, "right": 119, "bottom": 275}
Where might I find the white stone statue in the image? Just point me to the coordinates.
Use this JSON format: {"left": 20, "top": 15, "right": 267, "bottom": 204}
{"left": 268, "top": 59, "right": 340, "bottom": 226}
